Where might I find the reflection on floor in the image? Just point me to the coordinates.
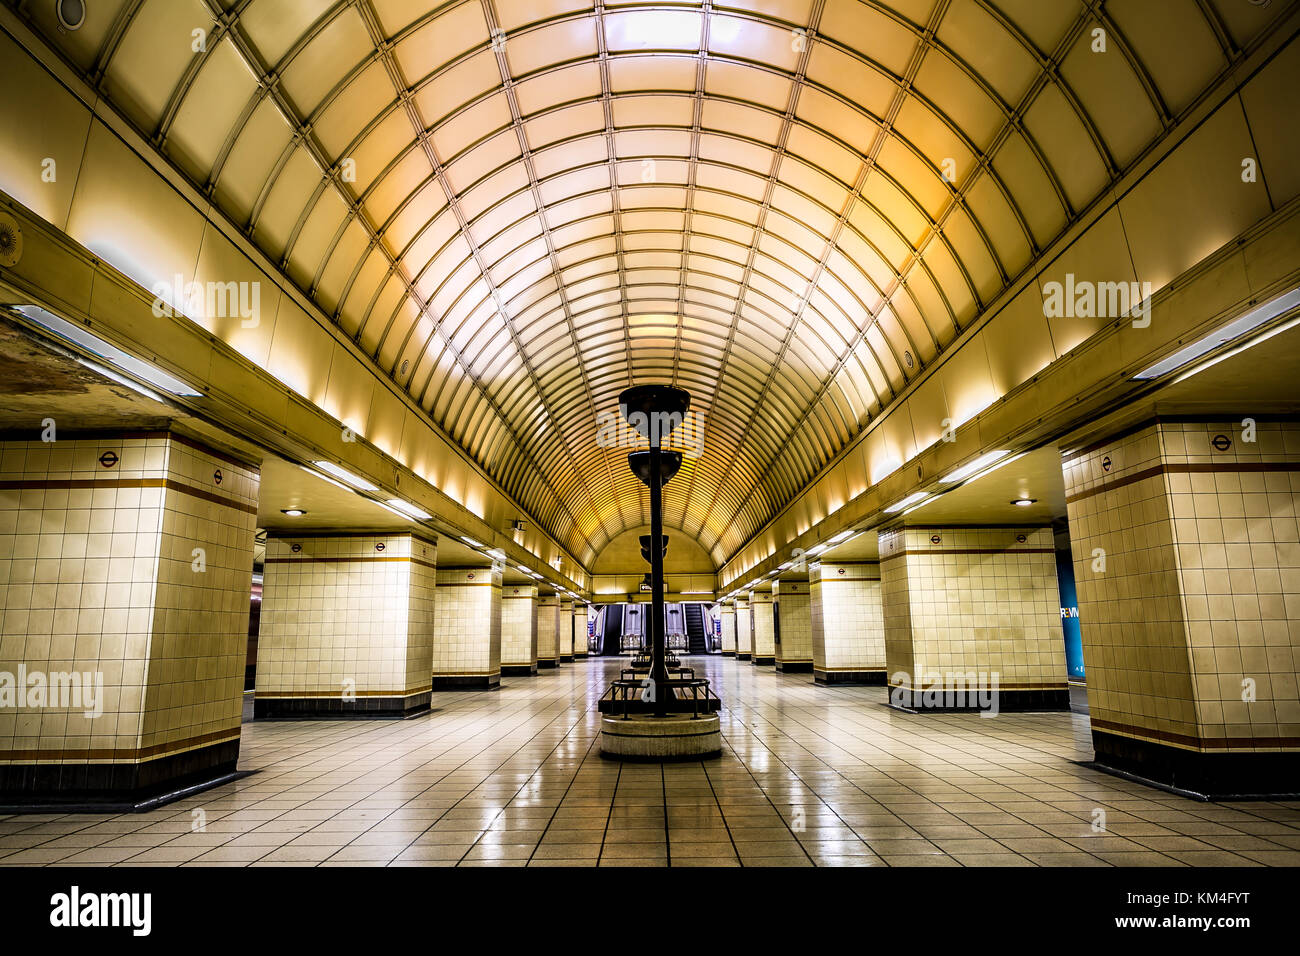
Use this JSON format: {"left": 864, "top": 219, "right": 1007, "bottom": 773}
{"left": 2, "top": 658, "right": 1298, "bottom": 867}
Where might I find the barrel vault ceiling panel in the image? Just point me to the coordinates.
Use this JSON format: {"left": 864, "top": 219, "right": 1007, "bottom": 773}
{"left": 7, "top": 0, "right": 1283, "bottom": 568}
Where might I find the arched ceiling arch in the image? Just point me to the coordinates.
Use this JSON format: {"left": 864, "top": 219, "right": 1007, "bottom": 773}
{"left": 13, "top": 0, "right": 1277, "bottom": 569}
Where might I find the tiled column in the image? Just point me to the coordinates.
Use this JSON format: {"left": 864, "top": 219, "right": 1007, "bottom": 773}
{"left": 773, "top": 581, "right": 813, "bottom": 672}
{"left": 719, "top": 602, "right": 736, "bottom": 656}
{"left": 536, "top": 593, "right": 559, "bottom": 668}
{"left": 432, "top": 565, "right": 501, "bottom": 689}
{"left": 750, "top": 589, "right": 775, "bottom": 665}
{"left": 573, "top": 603, "right": 589, "bottom": 659}
{"left": 1063, "top": 419, "right": 1300, "bottom": 795}
{"left": 880, "top": 527, "right": 1068, "bottom": 711}
{"left": 558, "top": 598, "right": 574, "bottom": 662}
{"left": 809, "top": 562, "right": 885, "bottom": 684}
{"left": 0, "top": 431, "right": 258, "bottom": 803}
{"left": 735, "top": 597, "right": 752, "bottom": 661}
{"left": 255, "top": 533, "right": 436, "bottom": 718}
{"left": 500, "top": 584, "right": 538, "bottom": 676}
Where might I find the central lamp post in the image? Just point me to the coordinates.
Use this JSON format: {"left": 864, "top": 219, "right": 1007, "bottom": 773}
{"left": 621, "top": 384, "right": 689, "bottom": 719}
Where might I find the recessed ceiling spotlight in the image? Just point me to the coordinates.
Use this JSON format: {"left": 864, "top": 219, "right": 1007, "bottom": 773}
{"left": 280, "top": 508, "right": 306, "bottom": 517}
{"left": 1010, "top": 498, "right": 1037, "bottom": 506}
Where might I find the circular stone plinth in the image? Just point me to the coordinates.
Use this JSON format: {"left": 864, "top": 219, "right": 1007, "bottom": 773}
{"left": 599, "top": 714, "right": 721, "bottom": 761}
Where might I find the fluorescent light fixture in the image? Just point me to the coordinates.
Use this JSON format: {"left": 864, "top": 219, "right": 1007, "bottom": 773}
{"left": 385, "top": 498, "right": 431, "bottom": 521}
{"left": 681, "top": 590, "right": 712, "bottom": 594}
{"left": 779, "top": 561, "right": 793, "bottom": 570}
{"left": 18, "top": 306, "right": 203, "bottom": 397}
{"left": 312, "top": 461, "right": 378, "bottom": 491}
{"left": 516, "top": 564, "right": 531, "bottom": 573}
{"left": 487, "top": 548, "right": 507, "bottom": 561}
{"left": 828, "top": 529, "right": 856, "bottom": 544}
{"left": 1134, "top": 287, "right": 1300, "bottom": 380}
{"left": 78, "top": 359, "right": 165, "bottom": 403}
{"left": 375, "top": 501, "right": 415, "bottom": 522}
{"left": 460, "top": 536, "right": 484, "bottom": 548}
{"left": 883, "top": 491, "right": 930, "bottom": 514}
{"left": 1170, "top": 312, "right": 1300, "bottom": 385}
{"left": 300, "top": 465, "right": 352, "bottom": 493}
{"left": 805, "top": 543, "right": 829, "bottom": 556}
{"left": 941, "top": 450, "right": 1011, "bottom": 484}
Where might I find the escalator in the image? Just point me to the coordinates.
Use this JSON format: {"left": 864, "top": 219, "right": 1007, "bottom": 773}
{"left": 601, "top": 604, "right": 624, "bottom": 656}
{"left": 685, "top": 603, "right": 708, "bottom": 654}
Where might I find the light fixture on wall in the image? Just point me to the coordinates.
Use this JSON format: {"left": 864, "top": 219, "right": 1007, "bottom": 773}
{"left": 15, "top": 305, "right": 203, "bottom": 397}
{"left": 312, "top": 460, "right": 378, "bottom": 491}
{"left": 385, "top": 498, "right": 431, "bottom": 520}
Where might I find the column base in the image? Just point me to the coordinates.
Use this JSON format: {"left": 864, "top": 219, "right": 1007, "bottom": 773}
{"left": 720, "top": 650, "right": 736, "bottom": 656}
{"left": 501, "top": 663, "right": 538, "bottom": 676}
{"left": 598, "top": 714, "right": 721, "bottom": 761}
{"left": 889, "top": 687, "right": 1069, "bottom": 712}
{"left": 254, "top": 693, "right": 431, "bottom": 719}
{"left": 573, "top": 652, "right": 588, "bottom": 659}
{"left": 559, "top": 655, "right": 574, "bottom": 663}
{"left": 775, "top": 660, "right": 812, "bottom": 673}
{"left": 814, "top": 668, "right": 886, "bottom": 685}
{"left": 537, "top": 658, "right": 559, "bottom": 669}
{"left": 751, "top": 656, "right": 775, "bottom": 666}
{"left": 1090, "top": 730, "right": 1300, "bottom": 799}
{"left": 736, "top": 652, "right": 751, "bottom": 661}
{"left": 431, "top": 673, "right": 501, "bottom": 690}
{"left": 0, "top": 739, "right": 243, "bottom": 812}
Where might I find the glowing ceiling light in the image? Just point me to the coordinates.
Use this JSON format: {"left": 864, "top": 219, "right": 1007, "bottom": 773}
{"left": 460, "top": 536, "right": 484, "bottom": 548}
{"left": 386, "top": 498, "right": 431, "bottom": 521}
{"left": 941, "top": 450, "right": 1012, "bottom": 484}
{"left": 1134, "top": 287, "right": 1300, "bottom": 380}
{"left": 827, "top": 529, "right": 856, "bottom": 544}
{"left": 18, "top": 306, "right": 203, "bottom": 397}
{"left": 312, "top": 461, "right": 378, "bottom": 491}
{"left": 883, "top": 491, "right": 930, "bottom": 514}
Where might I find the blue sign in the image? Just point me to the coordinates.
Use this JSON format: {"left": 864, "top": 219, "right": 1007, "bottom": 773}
{"left": 1055, "top": 547, "right": 1085, "bottom": 680}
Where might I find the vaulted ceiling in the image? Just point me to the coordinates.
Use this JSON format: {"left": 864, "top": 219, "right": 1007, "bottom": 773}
{"left": 9, "top": 0, "right": 1281, "bottom": 568}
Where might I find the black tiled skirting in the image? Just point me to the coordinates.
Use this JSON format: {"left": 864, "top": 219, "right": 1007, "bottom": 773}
{"left": 537, "top": 659, "right": 559, "bottom": 669}
{"left": 254, "top": 693, "right": 431, "bottom": 719}
{"left": 735, "top": 652, "right": 751, "bottom": 661}
{"left": 431, "top": 674, "right": 501, "bottom": 690}
{"left": 775, "top": 660, "right": 813, "bottom": 673}
{"left": 501, "top": 663, "right": 538, "bottom": 676}
{"left": 1090, "top": 730, "right": 1300, "bottom": 799}
{"left": 0, "top": 739, "right": 242, "bottom": 811}
{"left": 559, "top": 655, "right": 574, "bottom": 663}
{"left": 751, "top": 656, "right": 775, "bottom": 666}
{"left": 889, "top": 687, "right": 1070, "bottom": 712}
{"left": 814, "top": 669, "right": 887, "bottom": 685}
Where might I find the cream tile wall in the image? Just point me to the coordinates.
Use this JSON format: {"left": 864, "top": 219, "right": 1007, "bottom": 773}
{"left": 720, "top": 602, "right": 736, "bottom": 654}
{"left": 879, "top": 526, "right": 1066, "bottom": 693}
{"left": 536, "top": 593, "right": 559, "bottom": 665}
{"left": 501, "top": 584, "right": 538, "bottom": 669}
{"left": 772, "top": 581, "right": 812, "bottom": 667}
{"left": 256, "top": 533, "right": 436, "bottom": 702}
{"left": 574, "top": 603, "right": 590, "bottom": 657}
{"left": 433, "top": 566, "right": 501, "bottom": 681}
{"left": 751, "top": 590, "right": 775, "bottom": 663}
{"left": 1064, "top": 419, "right": 1300, "bottom": 752}
{"left": 558, "top": 598, "right": 574, "bottom": 658}
{"left": 0, "top": 432, "right": 257, "bottom": 773}
{"left": 735, "top": 597, "right": 752, "bottom": 656}
{"left": 809, "top": 561, "right": 885, "bottom": 678}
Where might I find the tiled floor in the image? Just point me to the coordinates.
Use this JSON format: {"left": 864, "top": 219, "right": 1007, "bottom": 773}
{"left": 2, "top": 657, "right": 1298, "bottom": 867}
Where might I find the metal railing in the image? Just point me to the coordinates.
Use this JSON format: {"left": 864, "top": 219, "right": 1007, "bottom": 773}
{"left": 606, "top": 676, "right": 717, "bottom": 719}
